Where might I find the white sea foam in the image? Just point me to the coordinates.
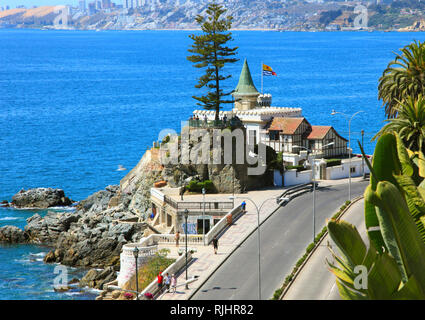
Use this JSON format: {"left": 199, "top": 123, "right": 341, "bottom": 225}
{"left": 64, "top": 291, "right": 81, "bottom": 296}
{"left": 29, "top": 252, "right": 47, "bottom": 257}
{"left": 48, "top": 206, "right": 76, "bottom": 211}
{"left": 84, "top": 287, "right": 103, "bottom": 294}
{"left": 0, "top": 216, "right": 20, "bottom": 221}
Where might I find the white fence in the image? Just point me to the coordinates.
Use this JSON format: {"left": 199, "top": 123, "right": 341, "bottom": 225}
{"left": 284, "top": 169, "right": 312, "bottom": 187}
{"left": 274, "top": 170, "right": 283, "bottom": 187}
{"left": 117, "top": 243, "right": 158, "bottom": 287}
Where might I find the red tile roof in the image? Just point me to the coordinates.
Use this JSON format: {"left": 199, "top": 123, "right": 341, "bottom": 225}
{"left": 267, "top": 117, "right": 306, "bottom": 134}
{"left": 307, "top": 126, "right": 332, "bottom": 140}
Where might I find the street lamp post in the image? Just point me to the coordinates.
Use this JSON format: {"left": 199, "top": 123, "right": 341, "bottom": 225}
{"left": 293, "top": 142, "right": 334, "bottom": 243}
{"left": 331, "top": 110, "right": 364, "bottom": 201}
{"left": 228, "top": 195, "right": 279, "bottom": 300}
{"left": 184, "top": 208, "right": 189, "bottom": 289}
{"left": 132, "top": 246, "right": 139, "bottom": 300}
{"left": 202, "top": 187, "right": 206, "bottom": 246}
{"left": 361, "top": 129, "right": 365, "bottom": 178}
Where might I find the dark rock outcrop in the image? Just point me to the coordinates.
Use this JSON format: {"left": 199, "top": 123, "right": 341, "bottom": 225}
{"left": 0, "top": 225, "right": 28, "bottom": 243}
{"left": 25, "top": 211, "right": 81, "bottom": 244}
{"left": 79, "top": 266, "right": 116, "bottom": 289}
{"left": 11, "top": 188, "right": 73, "bottom": 208}
{"left": 76, "top": 185, "right": 119, "bottom": 214}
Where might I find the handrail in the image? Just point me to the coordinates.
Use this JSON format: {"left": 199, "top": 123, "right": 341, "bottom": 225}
{"left": 163, "top": 195, "right": 233, "bottom": 211}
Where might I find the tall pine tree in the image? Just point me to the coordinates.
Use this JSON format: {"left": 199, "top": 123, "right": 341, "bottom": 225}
{"left": 187, "top": 3, "right": 239, "bottom": 123}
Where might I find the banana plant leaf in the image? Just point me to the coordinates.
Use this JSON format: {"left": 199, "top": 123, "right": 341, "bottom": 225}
{"left": 369, "top": 181, "right": 425, "bottom": 294}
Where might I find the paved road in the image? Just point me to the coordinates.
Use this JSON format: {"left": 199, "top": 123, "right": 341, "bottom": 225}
{"left": 283, "top": 198, "right": 367, "bottom": 300}
{"left": 191, "top": 180, "right": 369, "bottom": 300}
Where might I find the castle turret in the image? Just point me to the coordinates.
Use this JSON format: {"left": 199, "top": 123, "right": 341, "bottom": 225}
{"left": 232, "top": 59, "right": 260, "bottom": 110}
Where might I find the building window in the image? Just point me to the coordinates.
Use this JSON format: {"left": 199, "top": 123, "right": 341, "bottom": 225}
{"left": 350, "top": 167, "right": 356, "bottom": 173}
{"left": 270, "top": 130, "right": 279, "bottom": 141}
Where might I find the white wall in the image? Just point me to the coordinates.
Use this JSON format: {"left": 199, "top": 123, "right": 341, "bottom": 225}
{"left": 326, "top": 157, "right": 370, "bottom": 180}
{"left": 284, "top": 169, "right": 312, "bottom": 187}
{"left": 274, "top": 169, "right": 283, "bottom": 187}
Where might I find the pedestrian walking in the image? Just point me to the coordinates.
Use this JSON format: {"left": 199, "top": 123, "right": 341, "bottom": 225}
{"left": 212, "top": 236, "right": 218, "bottom": 254}
{"left": 241, "top": 200, "right": 246, "bottom": 212}
{"left": 164, "top": 273, "right": 171, "bottom": 292}
{"left": 157, "top": 272, "right": 163, "bottom": 292}
{"left": 170, "top": 274, "right": 177, "bottom": 294}
{"left": 175, "top": 231, "right": 180, "bottom": 247}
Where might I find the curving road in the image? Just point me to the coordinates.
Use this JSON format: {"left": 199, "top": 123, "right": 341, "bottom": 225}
{"left": 191, "top": 180, "right": 369, "bottom": 300}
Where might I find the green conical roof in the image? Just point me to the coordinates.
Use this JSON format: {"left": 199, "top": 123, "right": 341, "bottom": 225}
{"left": 233, "top": 59, "right": 260, "bottom": 96}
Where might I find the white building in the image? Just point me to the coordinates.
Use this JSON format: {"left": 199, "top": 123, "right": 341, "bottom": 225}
{"left": 192, "top": 59, "right": 348, "bottom": 165}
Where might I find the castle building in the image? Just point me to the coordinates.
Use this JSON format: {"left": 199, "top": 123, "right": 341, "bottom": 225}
{"left": 192, "top": 59, "right": 348, "bottom": 165}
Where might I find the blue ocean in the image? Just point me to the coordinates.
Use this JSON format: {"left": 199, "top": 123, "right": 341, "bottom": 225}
{"left": 0, "top": 29, "right": 424, "bottom": 299}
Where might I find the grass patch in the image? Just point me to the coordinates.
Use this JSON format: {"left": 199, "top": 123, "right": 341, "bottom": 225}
{"left": 122, "top": 249, "right": 175, "bottom": 298}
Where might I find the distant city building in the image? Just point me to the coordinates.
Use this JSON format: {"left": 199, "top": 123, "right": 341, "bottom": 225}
{"left": 325, "top": 24, "right": 341, "bottom": 31}
{"left": 88, "top": 1, "right": 96, "bottom": 15}
{"left": 96, "top": 1, "right": 102, "bottom": 10}
{"left": 79, "top": 0, "right": 86, "bottom": 12}
{"left": 6, "top": 5, "right": 10, "bottom": 10}
{"left": 102, "top": 0, "right": 112, "bottom": 9}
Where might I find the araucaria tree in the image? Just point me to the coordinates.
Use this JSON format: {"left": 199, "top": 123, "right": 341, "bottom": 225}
{"left": 187, "top": 3, "right": 238, "bottom": 122}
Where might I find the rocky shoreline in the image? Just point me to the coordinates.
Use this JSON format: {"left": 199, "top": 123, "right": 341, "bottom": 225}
{"left": 0, "top": 139, "right": 273, "bottom": 295}
{"left": 0, "top": 186, "right": 151, "bottom": 292}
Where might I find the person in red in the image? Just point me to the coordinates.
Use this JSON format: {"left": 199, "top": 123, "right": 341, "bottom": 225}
{"left": 157, "top": 272, "right": 164, "bottom": 292}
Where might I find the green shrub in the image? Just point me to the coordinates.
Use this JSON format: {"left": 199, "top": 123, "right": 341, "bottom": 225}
{"left": 273, "top": 288, "right": 283, "bottom": 300}
{"left": 203, "top": 180, "right": 214, "bottom": 192}
{"left": 187, "top": 180, "right": 215, "bottom": 193}
{"left": 325, "top": 159, "right": 342, "bottom": 167}
{"left": 306, "top": 243, "right": 315, "bottom": 253}
{"left": 187, "top": 180, "right": 202, "bottom": 192}
{"left": 286, "top": 165, "right": 306, "bottom": 172}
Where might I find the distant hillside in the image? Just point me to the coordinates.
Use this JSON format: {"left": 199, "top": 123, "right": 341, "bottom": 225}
{"left": 0, "top": 0, "right": 423, "bottom": 31}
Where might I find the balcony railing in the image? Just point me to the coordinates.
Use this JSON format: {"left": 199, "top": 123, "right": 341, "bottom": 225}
{"left": 164, "top": 195, "right": 233, "bottom": 212}
{"left": 188, "top": 118, "right": 243, "bottom": 129}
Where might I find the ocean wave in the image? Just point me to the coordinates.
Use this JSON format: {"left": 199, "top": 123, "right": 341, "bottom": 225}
{"left": 48, "top": 206, "right": 76, "bottom": 211}
{"left": 0, "top": 217, "right": 20, "bottom": 221}
{"left": 6, "top": 206, "right": 76, "bottom": 211}
{"left": 64, "top": 291, "right": 82, "bottom": 296}
{"left": 29, "top": 252, "right": 47, "bottom": 257}
{"left": 82, "top": 287, "right": 103, "bottom": 295}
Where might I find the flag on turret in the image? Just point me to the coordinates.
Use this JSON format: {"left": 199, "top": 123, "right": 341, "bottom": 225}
{"left": 262, "top": 64, "right": 277, "bottom": 76}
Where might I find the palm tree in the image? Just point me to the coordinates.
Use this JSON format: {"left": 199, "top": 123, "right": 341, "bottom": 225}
{"left": 374, "top": 95, "right": 425, "bottom": 152}
{"left": 378, "top": 40, "right": 425, "bottom": 119}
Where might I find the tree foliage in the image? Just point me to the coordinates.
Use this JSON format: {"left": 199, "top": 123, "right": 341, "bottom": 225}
{"left": 374, "top": 95, "right": 425, "bottom": 152}
{"left": 378, "top": 40, "right": 425, "bottom": 118}
{"left": 187, "top": 3, "right": 239, "bottom": 121}
{"left": 327, "top": 133, "right": 425, "bottom": 299}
